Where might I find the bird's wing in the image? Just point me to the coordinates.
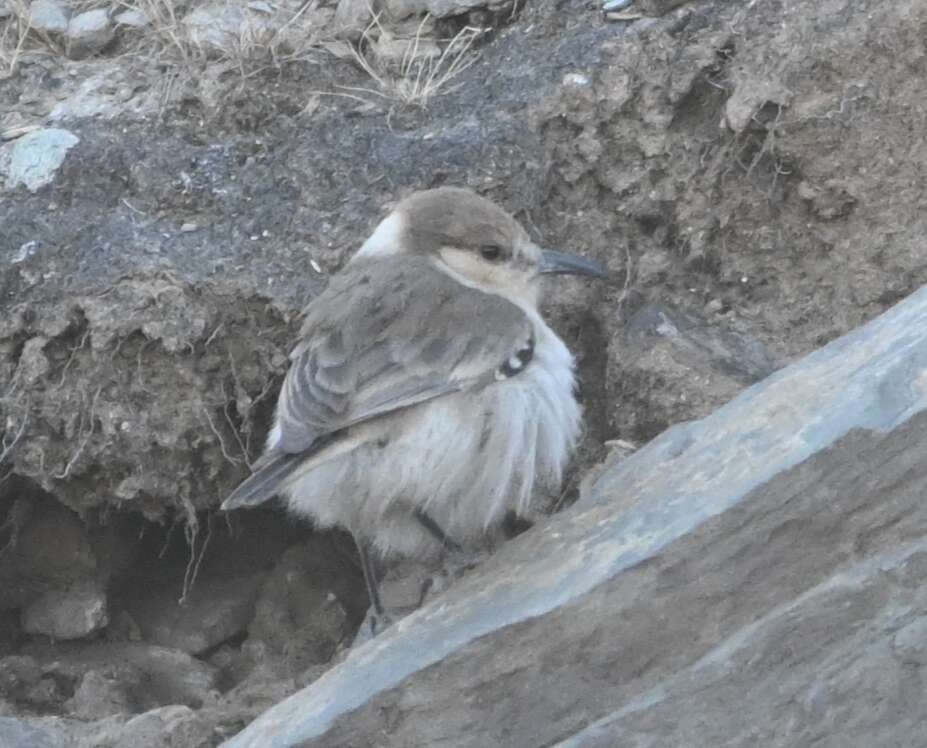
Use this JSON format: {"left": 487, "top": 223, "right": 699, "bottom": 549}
{"left": 274, "top": 255, "right": 534, "bottom": 454}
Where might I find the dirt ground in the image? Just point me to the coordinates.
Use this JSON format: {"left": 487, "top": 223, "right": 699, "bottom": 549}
{"left": 1, "top": 0, "right": 927, "bottom": 742}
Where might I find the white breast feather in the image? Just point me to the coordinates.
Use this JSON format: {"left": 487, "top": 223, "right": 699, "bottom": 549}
{"left": 278, "top": 309, "right": 582, "bottom": 559}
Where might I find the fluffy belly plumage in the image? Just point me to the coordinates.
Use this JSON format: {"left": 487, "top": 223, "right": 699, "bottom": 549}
{"left": 280, "top": 324, "right": 581, "bottom": 559}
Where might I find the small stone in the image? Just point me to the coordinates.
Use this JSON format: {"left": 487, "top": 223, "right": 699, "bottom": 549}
{"left": 332, "top": 0, "right": 377, "bottom": 41}
{"left": 24, "top": 642, "right": 218, "bottom": 709}
{"left": 28, "top": 0, "right": 69, "bottom": 34}
{"left": 78, "top": 705, "right": 213, "bottom": 748}
{"left": 384, "top": 0, "right": 495, "bottom": 20}
{"left": 64, "top": 670, "right": 132, "bottom": 720}
{"left": 797, "top": 179, "right": 857, "bottom": 221}
{"left": 0, "top": 497, "right": 97, "bottom": 611}
{"left": 121, "top": 574, "right": 264, "bottom": 654}
{"left": 114, "top": 8, "right": 149, "bottom": 27}
{"left": 183, "top": 3, "right": 271, "bottom": 55}
{"left": 2, "top": 128, "right": 79, "bottom": 193}
{"left": 118, "top": 705, "right": 213, "bottom": 748}
{"left": 179, "top": 222, "right": 198, "bottom": 233}
{"left": 704, "top": 298, "right": 724, "bottom": 315}
{"left": 21, "top": 582, "right": 109, "bottom": 640}
{"left": 66, "top": 9, "right": 115, "bottom": 60}
{"left": 0, "top": 655, "right": 41, "bottom": 699}
{"left": 562, "top": 72, "right": 591, "bottom": 88}
{"left": 372, "top": 31, "right": 440, "bottom": 68}
{"left": 248, "top": 542, "right": 360, "bottom": 671}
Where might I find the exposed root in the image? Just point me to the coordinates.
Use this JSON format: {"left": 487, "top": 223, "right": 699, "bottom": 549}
{"left": 54, "top": 387, "right": 103, "bottom": 480}
{"left": 179, "top": 504, "right": 214, "bottom": 605}
{"left": 201, "top": 403, "right": 243, "bottom": 467}
{"left": 0, "top": 407, "right": 29, "bottom": 469}
{"left": 57, "top": 326, "right": 91, "bottom": 387}
{"left": 0, "top": 496, "right": 32, "bottom": 557}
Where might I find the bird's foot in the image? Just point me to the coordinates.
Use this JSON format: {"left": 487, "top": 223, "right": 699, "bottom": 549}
{"left": 443, "top": 545, "right": 487, "bottom": 576}
{"left": 352, "top": 606, "right": 396, "bottom": 645}
{"left": 415, "top": 546, "right": 489, "bottom": 603}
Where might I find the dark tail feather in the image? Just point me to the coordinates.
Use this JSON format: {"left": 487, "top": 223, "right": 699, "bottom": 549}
{"left": 221, "top": 452, "right": 300, "bottom": 510}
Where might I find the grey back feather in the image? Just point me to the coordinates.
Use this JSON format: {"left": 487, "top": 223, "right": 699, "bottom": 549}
{"left": 274, "top": 255, "right": 532, "bottom": 454}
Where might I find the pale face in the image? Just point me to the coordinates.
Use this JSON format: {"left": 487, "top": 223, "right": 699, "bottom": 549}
{"left": 436, "top": 237, "right": 544, "bottom": 308}
{"left": 353, "top": 187, "right": 606, "bottom": 307}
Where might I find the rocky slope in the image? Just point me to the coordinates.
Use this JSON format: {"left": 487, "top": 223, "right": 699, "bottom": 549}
{"left": 2, "top": 0, "right": 927, "bottom": 744}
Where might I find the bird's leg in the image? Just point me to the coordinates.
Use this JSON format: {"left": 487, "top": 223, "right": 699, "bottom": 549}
{"left": 355, "top": 537, "right": 386, "bottom": 635}
{"left": 413, "top": 509, "right": 485, "bottom": 606}
{"left": 413, "top": 508, "right": 463, "bottom": 552}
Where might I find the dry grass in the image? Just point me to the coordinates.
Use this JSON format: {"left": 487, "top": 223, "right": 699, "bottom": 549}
{"left": 124, "top": 0, "right": 204, "bottom": 67}
{"left": 125, "top": 0, "right": 324, "bottom": 76}
{"left": 0, "top": 0, "right": 40, "bottom": 78}
{"left": 0, "top": 0, "right": 327, "bottom": 78}
{"left": 336, "top": 15, "right": 484, "bottom": 109}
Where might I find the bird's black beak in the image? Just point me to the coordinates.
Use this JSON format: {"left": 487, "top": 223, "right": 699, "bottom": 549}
{"left": 539, "top": 249, "right": 608, "bottom": 279}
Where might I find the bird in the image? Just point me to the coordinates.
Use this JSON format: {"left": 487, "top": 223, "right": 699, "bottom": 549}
{"left": 222, "top": 186, "right": 607, "bottom": 625}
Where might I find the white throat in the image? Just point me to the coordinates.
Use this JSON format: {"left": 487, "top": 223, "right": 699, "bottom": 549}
{"left": 354, "top": 212, "right": 406, "bottom": 259}
{"left": 433, "top": 251, "right": 541, "bottom": 313}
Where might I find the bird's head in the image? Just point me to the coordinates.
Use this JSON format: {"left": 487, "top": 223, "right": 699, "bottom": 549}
{"left": 354, "top": 187, "right": 607, "bottom": 307}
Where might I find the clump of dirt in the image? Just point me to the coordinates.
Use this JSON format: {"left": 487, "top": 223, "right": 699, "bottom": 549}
{"left": 1, "top": 274, "right": 291, "bottom": 518}
{"left": 533, "top": 0, "right": 927, "bottom": 440}
{"left": 2, "top": 0, "right": 927, "bottom": 742}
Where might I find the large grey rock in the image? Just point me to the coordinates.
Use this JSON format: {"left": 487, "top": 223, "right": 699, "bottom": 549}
{"left": 2, "top": 128, "right": 79, "bottom": 192}
{"left": 222, "top": 284, "right": 927, "bottom": 747}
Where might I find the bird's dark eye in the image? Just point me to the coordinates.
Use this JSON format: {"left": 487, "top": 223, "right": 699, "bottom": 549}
{"left": 480, "top": 244, "right": 503, "bottom": 261}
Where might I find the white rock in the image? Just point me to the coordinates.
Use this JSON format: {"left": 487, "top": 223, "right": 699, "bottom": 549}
{"left": 21, "top": 582, "right": 109, "bottom": 640}
{"left": 372, "top": 32, "right": 440, "bottom": 68}
{"left": 114, "top": 8, "right": 149, "bottom": 27}
{"left": 333, "top": 0, "right": 377, "bottom": 40}
{"left": 183, "top": 3, "right": 272, "bottom": 54}
{"left": 66, "top": 9, "right": 115, "bottom": 60}
{"left": 28, "top": 0, "right": 69, "bottom": 34}
{"left": 2, "top": 127, "right": 79, "bottom": 192}
{"left": 246, "top": 0, "right": 274, "bottom": 13}
{"left": 384, "top": 0, "right": 498, "bottom": 20}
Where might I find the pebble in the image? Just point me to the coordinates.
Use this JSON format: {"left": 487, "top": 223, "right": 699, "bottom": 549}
{"left": 28, "top": 0, "right": 69, "bottom": 34}
{"left": 21, "top": 582, "right": 109, "bottom": 640}
{"left": 66, "top": 9, "right": 115, "bottom": 60}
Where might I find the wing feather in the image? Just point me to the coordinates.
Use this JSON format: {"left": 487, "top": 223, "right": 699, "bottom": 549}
{"left": 273, "top": 254, "right": 532, "bottom": 454}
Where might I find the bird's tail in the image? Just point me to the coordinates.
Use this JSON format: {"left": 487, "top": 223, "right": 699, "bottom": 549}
{"left": 221, "top": 452, "right": 300, "bottom": 510}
